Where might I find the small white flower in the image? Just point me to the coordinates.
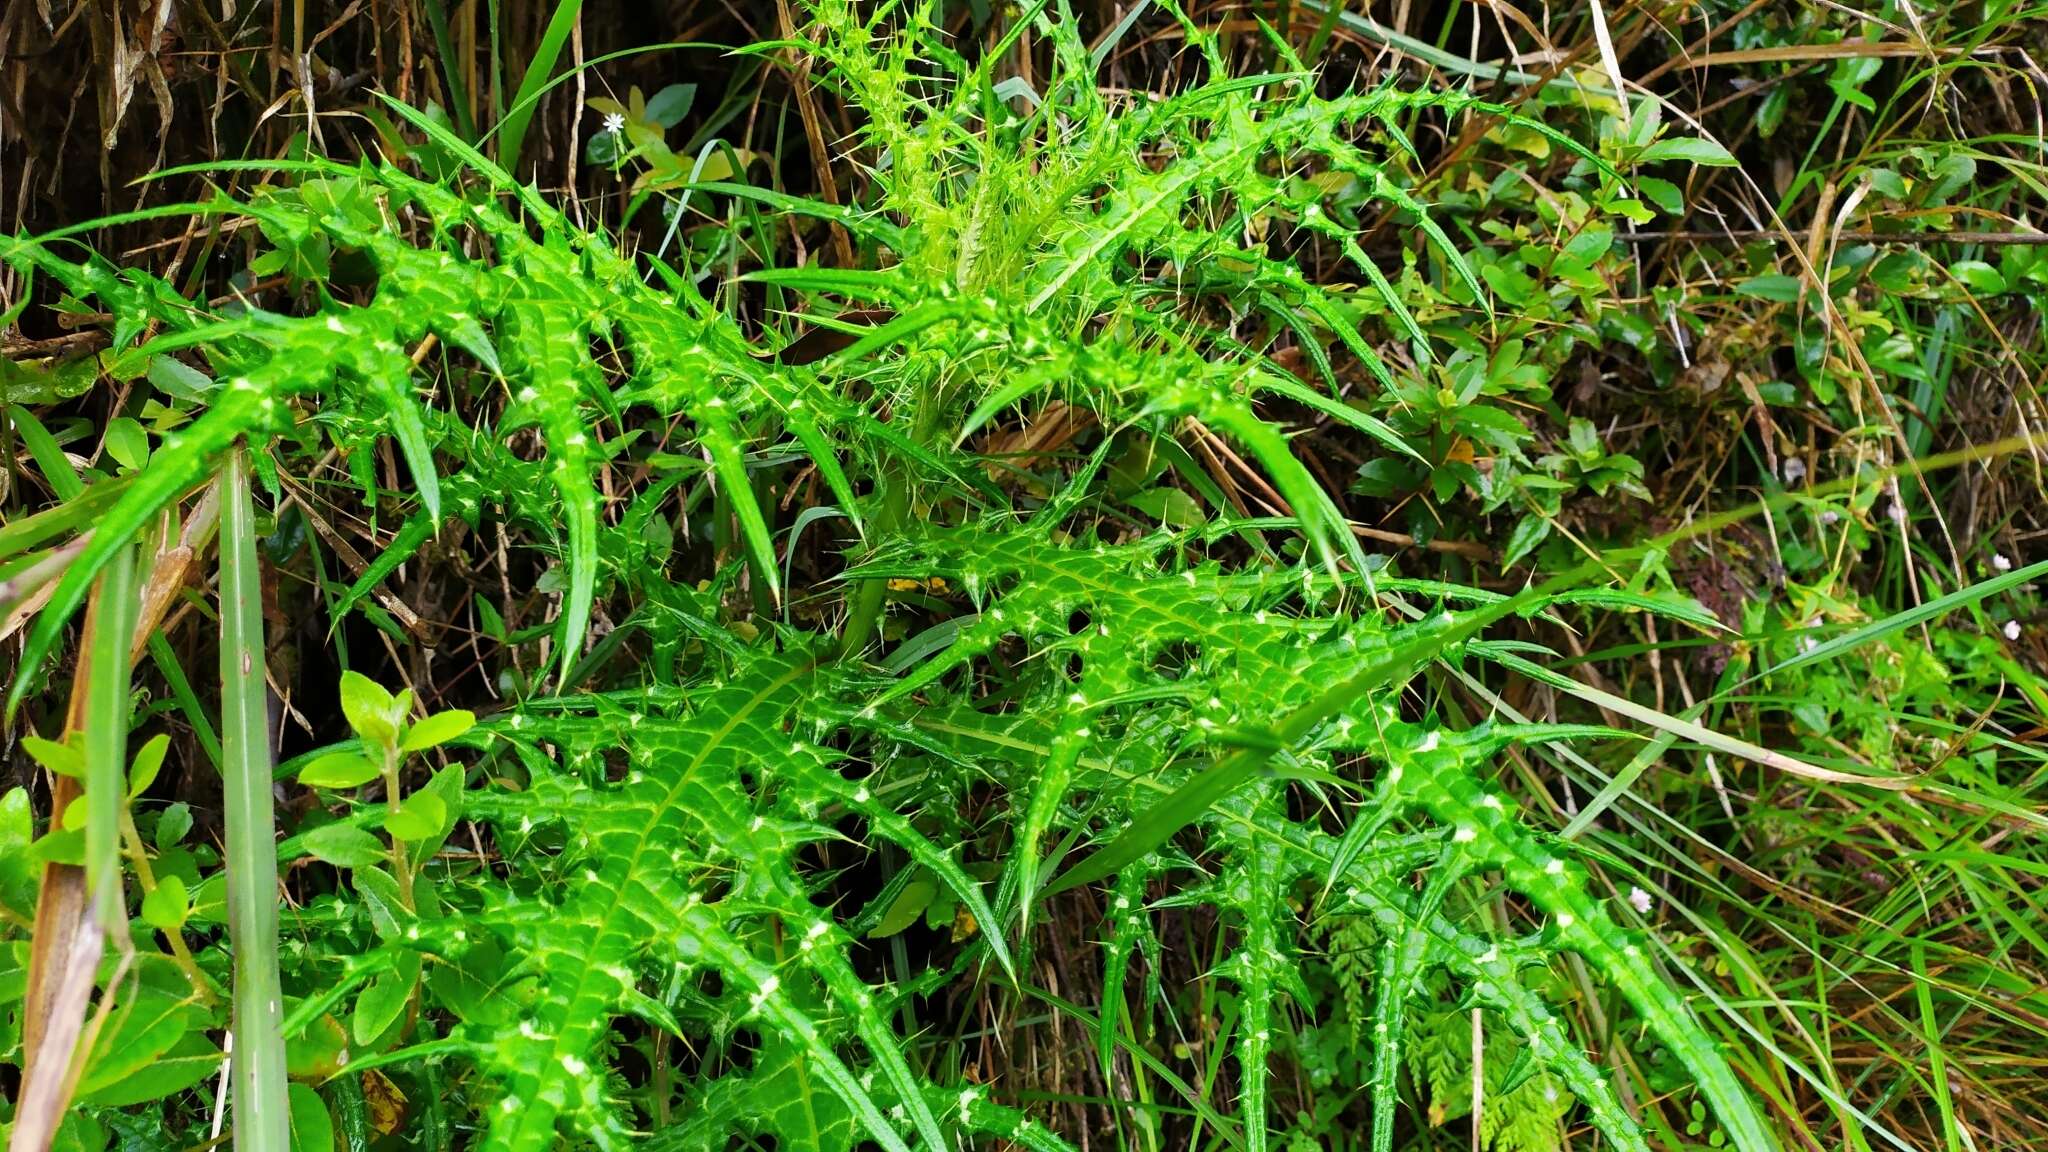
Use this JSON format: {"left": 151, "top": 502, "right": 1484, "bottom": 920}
{"left": 602, "top": 112, "right": 626, "bottom": 137}
{"left": 1993, "top": 553, "right": 2013, "bottom": 572}
{"left": 1782, "top": 457, "right": 1807, "bottom": 484}
{"left": 1887, "top": 500, "right": 1909, "bottom": 525}
{"left": 2004, "top": 620, "right": 2022, "bottom": 641}
{"left": 1820, "top": 509, "right": 1841, "bottom": 525}
{"left": 1628, "top": 886, "right": 1653, "bottom": 914}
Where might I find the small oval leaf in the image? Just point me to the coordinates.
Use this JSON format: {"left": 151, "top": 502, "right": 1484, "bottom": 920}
{"left": 339, "top": 672, "right": 400, "bottom": 745}
{"left": 22, "top": 735, "right": 84, "bottom": 779}
{"left": 400, "top": 710, "right": 475, "bottom": 753}
{"left": 140, "top": 874, "right": 189, "bottom": 931}
{"left": 301, "top": 823, "right": 386, "bottom": 870}
{"left": 351, "top": 975, "right": 411, "bottom": 1048}
{"left": 383, "top": 792, "right": 446, "bottom": 841}
{"left": 128, "top": 733, "right": 171, "bottom": 799}
{"left": 298, "top": 751, "right": 383, "bottom": 790}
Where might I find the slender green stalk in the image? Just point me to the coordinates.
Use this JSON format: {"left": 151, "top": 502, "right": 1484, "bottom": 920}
{"left": 378, "top": 741, "right": 414, "bottom": 910}
{"left": 221, "top": 447, "right": 288, "bottom": 1152}
{"left": 838, "top": 392, "right": 943, "bottom": 661}
{"left": 486, "top": 0, "right": 505, "bottom": 128}
{"left": 418, "top": 0, "right": 477, "bottom": 141}
{"left": 835, "top": 476, "right": 904, "bottom": 661}
{"left": 117, "top": 805, "right": 215, "bottom": 1004}
{"left": 0, "top": 474, "right": 130, "bottom": 563}
{"left": 496, "top": 0, "right": 585, "bottom": 180}
{"left": 148, "top": 631, "right": 223, "bottom": 773}
{"left": 83, "top": 545, "right": 137, "bottom": 932}
{"left": 5, "top": 403, "right": 84, "bottom": 501}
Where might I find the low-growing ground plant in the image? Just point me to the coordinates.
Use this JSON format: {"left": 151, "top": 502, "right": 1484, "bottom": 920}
{"left": 1, "top": 1, "right": 2043, "bottom": 1151}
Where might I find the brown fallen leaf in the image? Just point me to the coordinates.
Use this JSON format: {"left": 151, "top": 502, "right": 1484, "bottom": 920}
{"left": 363, "top": 1067, "right": 410, "bottom": 1136}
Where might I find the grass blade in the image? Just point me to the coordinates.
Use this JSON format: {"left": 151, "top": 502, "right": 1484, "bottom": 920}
{"left": 1486, "top": 649, "right": 1909, "bottom": 788}
{"left": 10, "top": 573, "right": 125, "bottom": 1152}
{"left": 220, "top": 447, "right": 288, "bottom": 1152}
{"left": 4, "top": 387, "right": 269, "bottom": 722}
{"left": 0, "top": 476, "right": 131, "bottom": 564}
{"left": 83, "top": 544, "right": 138, "bottom": 930}
{"left": 418, "top": 0, "right": 477, "bottom": 140}
{"left": 5, "top": 405, "right": 84, "bottom": 502}
{"left": 1746, "top": 556, "right": 2048, "bottom": 686}
{"left": 496, "top": 0, "right": 585, "bottom": 181}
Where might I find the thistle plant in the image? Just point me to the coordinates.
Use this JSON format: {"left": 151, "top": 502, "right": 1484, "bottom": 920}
{"left": 0, "top": 3, "right": 1798, "bottom": 1150}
